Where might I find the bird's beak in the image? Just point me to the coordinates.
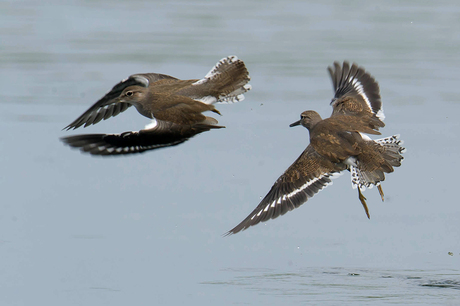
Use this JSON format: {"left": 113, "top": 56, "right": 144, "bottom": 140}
{"left": 289, "top": 120, "right": 301, "bottom": 127}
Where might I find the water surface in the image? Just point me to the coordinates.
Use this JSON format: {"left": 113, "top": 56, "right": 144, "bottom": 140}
{"left": 1, "top": 1, "right": 459, "bottom": 305}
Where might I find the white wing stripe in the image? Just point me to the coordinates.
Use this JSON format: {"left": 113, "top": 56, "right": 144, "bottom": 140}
{"left": 351, "top": 78, "right": 372, "bottom": 112}
{"left": 350, "top": 77, "right": 385, "bottom": 121}
{"left": 249, "top": 172, "right": 342, "bottom": 221}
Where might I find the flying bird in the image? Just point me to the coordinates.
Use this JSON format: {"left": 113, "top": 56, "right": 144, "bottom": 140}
{"left": 61, "top": 56, "right": 251, "bottom": 156}
{"left": 226, "top": 62, "right": 405, "bottom": 235}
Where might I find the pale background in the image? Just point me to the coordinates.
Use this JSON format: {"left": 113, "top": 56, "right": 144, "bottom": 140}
{"left": 1, "top": 1, "right": 459, "bottom": 305}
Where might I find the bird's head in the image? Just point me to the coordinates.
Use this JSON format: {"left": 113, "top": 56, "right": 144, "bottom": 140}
{"left": 289, "top": 110, "right": 322, "bottom": 130}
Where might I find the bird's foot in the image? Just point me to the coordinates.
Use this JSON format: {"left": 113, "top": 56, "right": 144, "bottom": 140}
{"left": 358, "top": 187, "right": 370, "bottom": 219}
{"left": 377, "top": 185, "right": 384, "bottom": 202}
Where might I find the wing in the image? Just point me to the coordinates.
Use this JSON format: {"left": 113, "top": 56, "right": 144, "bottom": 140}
{"left": 328, "top": 62, "right": 384, "bottom": 131}
{"left": 225, "top": 145, "right": 344, "bottom": 235}
{"left": 61, "top": 118, "right": 224, "bottom": 156}
{"left": 63, "top": 73, "right": 178, "bottom": 130}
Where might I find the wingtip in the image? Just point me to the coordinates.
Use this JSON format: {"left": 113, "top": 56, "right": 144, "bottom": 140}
{"left": 222, "top": 231, "right": 234, "bottom": 237}
{"left": 223, "top": 222, "right": 247, "bottom": 236}
{"left": 62, "top": 122, "right": 74, "bottom": 131}
{"left": 223, "top": 227, "right": 244, "bottom": 237}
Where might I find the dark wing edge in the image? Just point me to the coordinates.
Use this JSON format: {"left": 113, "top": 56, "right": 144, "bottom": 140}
{"left": 63, "top": 73, "right": 179, "bottom": 131}
{"left": 61, "top": 119, "right": 224, "bottom": 156}
{"left": 328, "top": 61, "right": 384, "bottom": 121}
{"left": 225, "top": 146, "right": 342, "bottom": 236}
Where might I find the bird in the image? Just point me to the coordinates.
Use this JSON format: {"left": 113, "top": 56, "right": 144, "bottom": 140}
{"left": 226, "top": 61, "right": 405, "bottom": 235}
{"left": 61, "top": 55, "right": 251, "bottom": 156}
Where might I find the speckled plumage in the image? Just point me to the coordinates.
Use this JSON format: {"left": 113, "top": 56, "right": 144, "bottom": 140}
{"left": 226, "top": 62, "right": 404, "bottom": 235}
{"left": 61, "top": 56, "right": 251, "bottom": 156}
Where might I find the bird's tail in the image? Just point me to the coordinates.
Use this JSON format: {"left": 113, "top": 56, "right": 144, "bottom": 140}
{"left": 186, "top": 55, "right": 251, "bottom": 104}
{"left": 350, "top": 134, "right": 405, "bottom": 190}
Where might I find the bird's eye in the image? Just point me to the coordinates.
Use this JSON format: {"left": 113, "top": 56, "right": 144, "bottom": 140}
{"left": 126, "top": 91, "right": 134, "bottom": 97}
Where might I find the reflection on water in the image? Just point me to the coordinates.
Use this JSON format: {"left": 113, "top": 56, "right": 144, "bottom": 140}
{"left": 421, "top": 280, "right": 460, "bottom": 290}
{"left": 203, "top": 267, "right": 460, "bottom": 303}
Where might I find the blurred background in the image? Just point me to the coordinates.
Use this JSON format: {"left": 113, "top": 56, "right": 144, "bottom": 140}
{"left": 1, "top": 0, "right": 459, "bottom": 305}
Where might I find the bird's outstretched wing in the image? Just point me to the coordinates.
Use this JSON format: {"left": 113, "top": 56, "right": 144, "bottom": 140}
{"left": 61, "top": 118, "right": 223, "bottom": 156}
{"left": 328, "top": 62, "right": 384, "bottom": 134}
{"left": 63, "top": 73, "right": 177, "bottom": 130}
{"left": 225, "top": 145, "right": 344, "bottom": 235}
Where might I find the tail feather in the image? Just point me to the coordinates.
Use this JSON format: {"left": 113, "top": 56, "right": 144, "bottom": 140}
{"left": 351, "top": 135, "right": 405, "bottom": 190}
{"left": 186, "top": 55, "right": 251, "bottom": 104}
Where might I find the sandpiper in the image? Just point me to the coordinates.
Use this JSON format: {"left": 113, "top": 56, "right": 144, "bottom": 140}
{"left": 61, "top": 56, "right": 251, "bottom": 156}
{"left": 226, "top": 62, "right": 405, "bottom": 235}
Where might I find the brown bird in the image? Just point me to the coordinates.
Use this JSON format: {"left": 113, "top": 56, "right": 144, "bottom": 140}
{"left": 226, "top": 62, "right": 405, "bottom": 235}
{"left": 61, "top": 56, "right": 251, "bottom": 156}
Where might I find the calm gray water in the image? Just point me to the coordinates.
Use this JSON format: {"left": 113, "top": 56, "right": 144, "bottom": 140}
{"left": 1, "top": 0, "right": 459, "bottom": 305}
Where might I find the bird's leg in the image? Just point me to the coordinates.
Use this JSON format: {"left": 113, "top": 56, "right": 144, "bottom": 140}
{"left": 377, "top": 185, "right": 384, "bottom": 202}
{"left": 358, "top": 187, "right": 370, "bottom": 219}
